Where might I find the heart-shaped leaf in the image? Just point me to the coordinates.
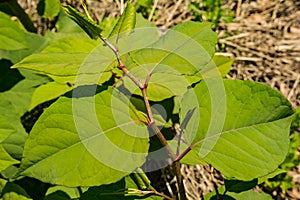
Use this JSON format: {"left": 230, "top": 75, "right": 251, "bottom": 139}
{"left": 121, "top": 21, "right": 217, "bottom": 101}
{"left": 18, "top": 88, "right": 149, "bottom": 187}
{"left": 180, "top": 80, "right": 294, "bottom": 180}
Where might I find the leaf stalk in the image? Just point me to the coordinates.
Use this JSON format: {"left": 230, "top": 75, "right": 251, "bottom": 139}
{"left": 98, "top": 33, "right": 187, "bottom": 200}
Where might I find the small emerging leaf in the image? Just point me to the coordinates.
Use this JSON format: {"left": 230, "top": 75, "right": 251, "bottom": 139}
{"left": 108, "top": 2, "right": 136, "bottom": 44}
{"left": 62, "top": 5, "right": 102, "bottom": 39}
{"left": 42, "top": 0, "right": 61, "bottom": 18}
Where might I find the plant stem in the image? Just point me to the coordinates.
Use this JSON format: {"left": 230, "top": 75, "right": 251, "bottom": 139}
{"left": 99, "top": 35, "right": 187, "bottom": 200}
{"left": 2, "top": 0, "right": 37, "bottom": 33}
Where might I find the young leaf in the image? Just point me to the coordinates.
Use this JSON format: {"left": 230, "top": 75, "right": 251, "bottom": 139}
{"left": 29, "top": 81, "right": 73, "bottom": 110}
{"left": 62, "top": 5, "right": 102, "bottom": 39}
{"left": 0, "top": 12, "right": 28, "bottom": 51}
{"left": 108, "top": 2, "right": 136, "bottom": 44}
{"left": 54, "top": 10, "right": 88, "bottom": 38}
{"left": 18, "top": 88, "right": 149, "bottom": 187}
{"left": 41, "top": 0, "right": 61, "bottom": 19}
{"left": 180, "top": 80, "right": 294, "bottom": 180}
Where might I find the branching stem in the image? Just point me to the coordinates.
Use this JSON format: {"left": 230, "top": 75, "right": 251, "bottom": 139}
{"left": 99, "top": 34, "right": 187, "bottom": 200}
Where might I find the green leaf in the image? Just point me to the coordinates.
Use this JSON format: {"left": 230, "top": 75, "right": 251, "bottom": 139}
{"left": 0, "top": 178, "right": 7, "bottom": 193}
{"left": 12, "top": 37, "right": 98, "bottom": 76}
{"left": 42, "top": 0, "right": 61, "bottom": 18}
{"left": 227, "top": 189, "right": 272, "bottom": 200}
{"left": 108, "top": 2, "right": 136, "bottom": 44}
{"left": 121, "top": 64, "right": 189, "bottom": 101}
{"left": 121, "top": 21, "right": 217, "bottom": 101}
{"left": 212, "top": 55, "right": 234, "bottom": 77}
{"left": 44, "top": 191, "right": 71, "bottom": 200}
{"left": 0, "top": 32, "right": 49, "bottom": 64}
{"left": 0, "top": 69, "right": 50, "bottom": 159}
{"left": 1, "top": 166, "right": 18, "bottom": 179}
{"left": 29, "top": 81, "right": 73, "bottom": 110}
{"left": 204, "top": 188, "right": 272, "bottom": 200}
{"left": 180, "top": 80, "right": 294, "bottom": 180}
{"left": 127, "top": 22, "right": 217, "bottom": 75}
{"left": 62, "top": 5, "right": 102, "bottom": 39}
{"left": 11, "top": 37, "right": 115, "bottom": 86}
{"left": 0, "top": 12, "right": 28, "bottom": 51}
{"left": 18, "top": 88, "right": 149, "bottom": 187}
{"left": 257, "top": 168, "right": 286, "bottom": 184}
{"left": 55, "top": 10, "right": 89, "bottom": 38}
{"left": 45, "top": 186, "right": 81, "bottom": 199}
{"left": 1, "top": 182, "right": 32, "bottom": 200}
{"left": 0, "top": 146, "right": 19, "bottom": 172}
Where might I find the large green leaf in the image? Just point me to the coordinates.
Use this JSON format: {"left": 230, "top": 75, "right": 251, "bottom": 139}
{"left": 18, "top": 88, "right": 149, "bottom": 186}
{"left": 120, "top": 21, "right": 217, "bottom": 101}
{"left": 127, "top": 22, "right": 217, "bottom": 75}
{"left": 12, "top": 38, "right": 98, "bottom": 76}
{"left": 108, "top": 2, "right": 136, "bottom": 44}
{"left": 62, "top": 5, "right": 102, "bottom": 39}
{"left": 11, "top": 37, "right": 115, "bottom": 86}
{"left": 180, "top": 80, "right": 294, "bottom": 180}
{"left": 0, "top": 12, "right": 28, "bottom": 51}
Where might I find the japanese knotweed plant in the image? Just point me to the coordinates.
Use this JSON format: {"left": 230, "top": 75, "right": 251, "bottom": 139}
{"left": 0, "top": 2, "right": 294, "bottom": 200}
